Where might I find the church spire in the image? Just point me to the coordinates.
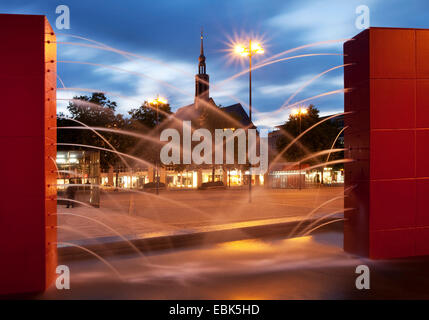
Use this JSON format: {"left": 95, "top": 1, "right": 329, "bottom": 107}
{"left": 198, "top": 28, "right": 206, "bottom": 74}
{"left": 200, "top": 29, "right": 204, "bottom": 56}
{"left": 195, "top": 29, "right": 209, "bottom": 103}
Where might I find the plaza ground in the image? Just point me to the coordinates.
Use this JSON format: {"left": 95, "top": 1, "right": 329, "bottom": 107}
{"left": 58, "top": 186, "right": 344, "bottom": 242}
{"left": 41, "top": 230, "right": 429, "bottom": 299}
{"left": 39, "top": 186, "right": 429, "bottom": 299}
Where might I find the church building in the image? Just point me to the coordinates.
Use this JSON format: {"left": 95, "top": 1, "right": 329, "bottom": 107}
{"left": 101, "top": 33, "right": 264, "bottom": 189}
{"left": 158, "top": 32, "right": 263, "bottom": 188}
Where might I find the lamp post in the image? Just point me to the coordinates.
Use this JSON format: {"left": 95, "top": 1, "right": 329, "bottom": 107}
{"left": 234, "top": 40, "right": 264, "bottom": 203}
{"left": 292, "top": 106, "right": 308, "bottom": 190}
{"left": 149, "top": 95, "right": 168, "bottom": 195}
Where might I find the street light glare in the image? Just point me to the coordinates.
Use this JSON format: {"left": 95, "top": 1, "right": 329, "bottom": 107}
{"left": 157, "top": 96, "right": 168, "bottom": 104}
{"left": 229, "top": 36, "right": 265, "bottom": 204}
{"left": 291, "top": 106, "right": 308, "bottom": 116}
{"left": 233, "top": 41, "right": 264, "bottom": 57}
{"left": 251, "top": 42, "right": 264, "bottom": 54}
{"left": 149, "top": 96, "right": 168, "bottom": 105}
{"left": 234, "top": 44, "right": 249, "bottom": 56}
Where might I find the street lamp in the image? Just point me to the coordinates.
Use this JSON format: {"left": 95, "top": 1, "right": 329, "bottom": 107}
{"left": 291, "top": 106, "right": 308, "bottom": 190}
{"left": 234, "top": 40, "right": 264, "bottom": 203}
{"left": 149, "top": 95, "right": 168, "bottom": 195}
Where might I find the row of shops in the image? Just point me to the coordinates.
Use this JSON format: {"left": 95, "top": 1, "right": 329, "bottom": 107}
{"left": 56, "top": 151, "right": 344, "bottom": 191}
{"left": 99, "top": 167, "right": 343, "bottom": 190}
{"left": 269, "top": 167, "right": 344, "bottom": 189}
{"left": 100, "top": 167, "right": 264, "bottom": 189}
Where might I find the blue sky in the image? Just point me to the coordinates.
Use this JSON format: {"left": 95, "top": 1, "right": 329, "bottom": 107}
{"left": 2, "top": 0, "right": 429, "bottom": 129}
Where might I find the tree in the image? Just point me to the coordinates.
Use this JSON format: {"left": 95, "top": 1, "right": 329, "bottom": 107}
{"left": 128, "top": 101, "right": 172, "bottom": 131}
{"left": 276, "top": 105, "right": 343, "bottom": 168}
{"left": 127, "top": 101, "right": 173, "bottom": 172}
{"left": 57, "top": 92, "right": 133, "bottom": 170}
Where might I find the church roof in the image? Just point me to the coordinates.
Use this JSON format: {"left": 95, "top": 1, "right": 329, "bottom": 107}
{"left": 221, "top": 103, "right": 252, "bottom": 127}
{"left": 169, "top": 31, "right": 255, "bottom": 131}
{"left": 174, "top": 97, "right": 217, "bottom": 121}
{"left": 174, "top": 99, "right": 254, "bottom": 130}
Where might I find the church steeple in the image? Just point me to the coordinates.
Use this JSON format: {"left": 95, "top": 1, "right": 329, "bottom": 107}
{"left": 195, "top": 29, "right": 209, "bottom": 104}
{"left": 198, "top": 30, "right": 206, "bottom": 74}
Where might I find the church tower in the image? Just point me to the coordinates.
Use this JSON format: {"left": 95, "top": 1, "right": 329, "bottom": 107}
{"left": 195, "top": 30, "right": 209, "bottom": 105}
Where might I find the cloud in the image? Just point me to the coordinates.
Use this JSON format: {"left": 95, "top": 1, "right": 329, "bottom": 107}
{"left": 257, "top": 74, "right": 314, "bottom": 97}
{"left": 267, "top": 0, "right": 375, "bottom": 45}
{"left": 325, "top": 75, "right": 343, "bottom": 87}
{"left": 253, "top": 105, "right": 344, "bottom": 130}
{"left": 57, "top": 40, "right": 101, "bottom": 61}
{"left": 49, "top": 0, "right": 358, "bottom": 120}
{"left": 253, "top": 109, "right": 291, "bottom": 129}
{"left": 56, "top": 43, "right": 251, "bottom": 115}
{"left": 319, "top": 108, "right": 344, "bottom": 117}
{"left": 56, "top": 89, "right": 82, "bottom": 115}
{"left": 256, "top": 72, "right": 344, "bottom": 108}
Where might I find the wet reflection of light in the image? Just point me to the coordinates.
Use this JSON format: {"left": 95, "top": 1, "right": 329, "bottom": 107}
{"left": 217, "top": 239, "right": 273, "bottom": 252}
{"left": 216, "top": 236, "right": 314, "bottom": 253}
{"left": 282, "top": 235, "right": 313, "bottom": 244}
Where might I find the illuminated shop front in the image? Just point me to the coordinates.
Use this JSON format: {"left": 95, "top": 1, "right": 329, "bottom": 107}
{"left": 227, "top": 169, "right": 243, "bottom": 186}
{"left": 166, "top": 171, "right": 198, "bottom": 188}
{"left": 268, "top": 162, "right": 306, "bottom": 189}
{"left": 269, "top": 162, "right": 344, "bottom": 188}
{"left": 306, "top": 168, "right": 344, "bottom": 185}
{"left": 100, "top": 168, "right": 149, "bottom": 189}
{"left": 56, "top": 151, "right": 100, "bottom": 207}
{"left": 269, "top": 170, "right": 306, "bottom": 189}
{"left": 97, "top": 166, "right": 263, "bottom": 190}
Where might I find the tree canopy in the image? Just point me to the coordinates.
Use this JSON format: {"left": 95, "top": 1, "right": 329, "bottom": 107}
{"left": 276, "top": 105, "right": 343, "bottom": 168}
{"left": 128, "top": 101, "right": 172, "bottom": 131}
{"left": 57, "top": 93, "right": 171, "bottom": 170}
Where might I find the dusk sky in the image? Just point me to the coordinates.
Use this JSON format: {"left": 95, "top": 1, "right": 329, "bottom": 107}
{"left": 2, "top": 0, "right": 429, "bottom": 129}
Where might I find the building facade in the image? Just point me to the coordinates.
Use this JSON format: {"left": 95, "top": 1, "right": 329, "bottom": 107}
{"left": 267, "top": 115, "right": 345, "bottom": 188}
{"left": 99, "top": 33, "right": 264, "bottom": 190}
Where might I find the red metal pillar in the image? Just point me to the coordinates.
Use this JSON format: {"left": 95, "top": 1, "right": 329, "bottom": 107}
{"left": 0, "top": 14, "right": 57, "bottom": 294}
{"left": 344, "top": 27, "right": 429, "bottom": 259}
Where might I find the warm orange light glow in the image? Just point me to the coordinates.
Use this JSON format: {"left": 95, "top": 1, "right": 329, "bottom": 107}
{"left": 250, "top": 42, "right": 264, "bottom": 54}
{"left": 234, "top": 44, "right": 249, "bottom": 56}
{"left": 157, "top": 96, "right": 168, "bottom": 104}
{"left": 233, "top": 41, "right": 264, "bottom": 57}
{"left": 217, "top": 239, "right": 274, "bottom": 252}
{"left": 291, "top": 106, "right": 308, "bottom": 116}
{"left": 225, "top": 33, "right": 267, "bottom": 66}
{"left": 149, "top": 96, "right": 168, "bottom": 105}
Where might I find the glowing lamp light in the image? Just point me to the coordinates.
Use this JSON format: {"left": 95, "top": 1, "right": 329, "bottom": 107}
{"left": 157, "top": 96, "right": 168, "bottom": 104}
{"left": 149, "top": 96, "right": 168, "bottom": 105}
{"left": 234, "top": 41, "right": 264, "bottom": 57}
{"left": 291, "top": 106, "right": 308, "bottom": 117}
{"left": 234, "top": 44, "right": 249, "bottom": 56}
{"left": 250, "top": 42, "right": 264, "bottom": 54}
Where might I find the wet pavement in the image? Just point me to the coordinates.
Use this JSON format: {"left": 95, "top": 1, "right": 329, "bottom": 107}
{"left": 39, "top": 231, "right": 429, "bottom": 299}
{"left": 57, "top": 187, "right": 344, "bottom": 242}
